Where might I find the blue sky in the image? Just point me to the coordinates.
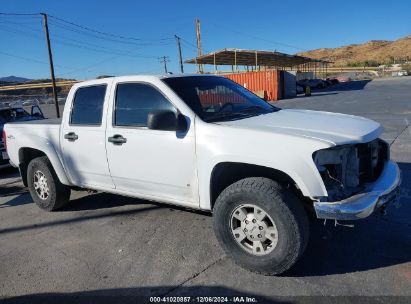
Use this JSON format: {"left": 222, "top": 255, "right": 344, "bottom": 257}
{"left": 1, "top": 0, "right": 410, "bottom": 80}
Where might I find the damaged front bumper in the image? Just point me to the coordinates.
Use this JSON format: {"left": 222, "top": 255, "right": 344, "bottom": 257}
{"left": 314, "top": 161, "right": 401, "bottom": 220}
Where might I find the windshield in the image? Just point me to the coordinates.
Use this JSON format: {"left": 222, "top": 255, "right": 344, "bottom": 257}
{"left": 0, "top": 108, "right": 30, "bottom": 123}
{"left": 162, "top": 76, "right": 279, "bottom": 122}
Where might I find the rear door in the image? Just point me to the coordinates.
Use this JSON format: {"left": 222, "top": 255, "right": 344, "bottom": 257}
{"left": 61, "top": 80, "right": 115, "bottom": 189}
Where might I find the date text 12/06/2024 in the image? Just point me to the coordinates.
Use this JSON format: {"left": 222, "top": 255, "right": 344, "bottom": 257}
{"left": 149, "top": 296, "right": 258, "bottom": 303}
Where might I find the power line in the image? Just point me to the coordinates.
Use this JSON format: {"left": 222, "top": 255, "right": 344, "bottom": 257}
{"left": 48, "top": 20, "right": 172, "bottom": 47}
{"left": 211, "top": 23, "right": 307, "bottom": 52}
{"left": 0, "top": 25, "right": 160, "bottom": 77}
{"left": 0, "top": 20, "right": 162, "bottom": 58}
{"left": 0, "top": 11, "right": 175, "bottom": 45}
{"left": 0, "top": 12, "right": 39, "bottom": 16}
{"left": 47, "top": 14, "right": 173, "bottom": 42}
{"left": 0, "top": 12, "right": 174, "bottom": 77}
{"left": 179, "top": 36, "right": 211, "bottom": 53}
{"left": 0, "top": 50, "right": 99, "bottom": 78}
{"left": 179, "top": 37, "right": 201, "bottom": 50}
{"left": 0, "top": 50, "right": 52, "bottom": 66}
{"left": 0, "top": 24, "right": 160, "bottom": 59}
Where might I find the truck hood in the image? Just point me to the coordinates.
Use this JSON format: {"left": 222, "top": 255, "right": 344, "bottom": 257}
{"left": 217, "top": 109, "right": 382, "bottom": 145}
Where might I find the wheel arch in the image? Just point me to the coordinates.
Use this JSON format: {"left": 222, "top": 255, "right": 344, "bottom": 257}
{"left": 18, "top": 146, "right": 71, "bottom": 187}
{"left": 209, "top": 162, "right": 306, "bottom": 210}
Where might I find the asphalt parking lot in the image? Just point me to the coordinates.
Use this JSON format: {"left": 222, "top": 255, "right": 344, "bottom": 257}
{"left": 1, "top": 77, "right": 410, "bottom": 302}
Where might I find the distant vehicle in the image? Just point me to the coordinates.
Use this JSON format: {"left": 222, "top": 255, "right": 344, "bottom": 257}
{"left": 0, "top": 105, "right": 44, "bottom": 169}
{"left": 335, "top": 76, "right": 351, "bottom": 83}
{"left": 392, "top": 70, "right": 408, "bottom": 77}
{"left": 1, "top": 102, "right": 11, "bottom": 107}
{"left": 3, "top": 75, "right": 401, "bottom": 275}
{"left": 58, "top": 97, "right": 66, "bottom": 105}
{"left": 22, "top": 100, "right": 38, "bottom": 106}
{"left": 297, "top": 79, "right": 328, "bottom": 89}
{"left": 326, "top": 77, "right": 340, "bottom": 85}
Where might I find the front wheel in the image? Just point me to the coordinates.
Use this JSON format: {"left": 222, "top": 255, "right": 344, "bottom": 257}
{"left": 213, "top": 177, "right": 309, "bottom": 275}
{"left": 27, "top": 156, "right": 71, "bottom": 211}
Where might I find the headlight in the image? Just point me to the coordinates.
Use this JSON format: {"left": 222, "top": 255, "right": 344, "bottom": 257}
{"left": 313, "top": 139, "right": 388, "bottom": 201}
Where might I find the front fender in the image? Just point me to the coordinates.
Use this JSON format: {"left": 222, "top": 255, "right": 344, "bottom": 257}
{"left": 195, "top": 120, "right": 331, "bottom": 210}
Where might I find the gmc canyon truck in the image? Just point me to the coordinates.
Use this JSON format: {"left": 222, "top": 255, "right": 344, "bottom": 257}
{"left": 3, "top": 75, "right": 401, "bottom": 275}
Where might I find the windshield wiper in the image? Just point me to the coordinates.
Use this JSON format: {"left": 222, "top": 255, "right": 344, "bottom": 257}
{"left": 240, "top": 105, "right": 278, "bottom": 113}
{"left": 204, "top": 105, "right": 279, "bottom": 122}
{"left": 204, "top": 111, "right": 251, "bottom": 122}
{"left": 239, "top": 106, "right": 265, "bottom": 113}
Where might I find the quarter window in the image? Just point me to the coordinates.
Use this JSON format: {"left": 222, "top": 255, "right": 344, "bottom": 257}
{"left": 70, "top": 85, "right": 107, "bottom": 125}
{"left": 114, "top": 83, "right": 175, "bottom": 127}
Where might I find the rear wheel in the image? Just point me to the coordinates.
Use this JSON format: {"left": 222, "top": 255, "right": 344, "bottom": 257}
{"left": 213, "top": 177, "right": 309, "bottom": 275}
{"left": 27, "top": 156, "right": 71, "bottom": 211}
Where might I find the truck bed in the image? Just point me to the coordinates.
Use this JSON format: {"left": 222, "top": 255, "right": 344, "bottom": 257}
{"left": 10, "top": 118, "right": 61, "bottom": 126}
{"left": 4, "top": 118, "right": 62, "bottom": 168}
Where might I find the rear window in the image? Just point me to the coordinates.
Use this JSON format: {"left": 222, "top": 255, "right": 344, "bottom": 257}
{"left": 70, "top": 85, "right": 107, "bottom": 125}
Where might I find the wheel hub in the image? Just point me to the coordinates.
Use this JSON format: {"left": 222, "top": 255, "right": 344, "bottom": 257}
{"left": 230, "top": 204, "right": 278, "bottom": 256}
{"left": 33, "top": 170, "right": 49, "bottom": 200}
{"left": 242, "top": 215, "right": 268, "bottom": 241}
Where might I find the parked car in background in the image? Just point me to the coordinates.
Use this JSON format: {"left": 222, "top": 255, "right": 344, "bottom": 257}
{"left": 326, "top": 77, "right": 340, "bottom": 85}
{"left": 392, "top": 70, "right": 408, "bottom": 77}
{"left": 296, "top": 84, "right": 305, "bottom": 94}
{"left": 0, "top": 105, "right": 44, "bottom": 169}
{"left": 335, "top": 76, "right": 351, "bottom": 83}
{"left": 22, "top": 99, "right": 38, "bottom": 107}
{"left": 297, "top": 79, "right": 329, "bottom": 90}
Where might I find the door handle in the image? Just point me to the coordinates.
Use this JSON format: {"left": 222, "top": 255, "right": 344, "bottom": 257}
{"left": 64, "top": 132, "right": 78, "bottom": 141}
{"left": 108, "top": 134, "right": 127, "bottom": 145}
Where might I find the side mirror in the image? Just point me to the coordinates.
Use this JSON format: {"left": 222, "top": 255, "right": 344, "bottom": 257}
{"left": 147, "top": 110, "right": 187, "bottom": 131}
{"left": 31, "top": 105, "right": 44, "bottom": 119}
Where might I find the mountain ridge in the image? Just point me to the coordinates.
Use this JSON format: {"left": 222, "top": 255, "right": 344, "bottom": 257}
{"left": 0, "top": 76, "right": 32, "bottom": 83}
{"left": 298, "top": 35, "right": 411, "bottom": 66}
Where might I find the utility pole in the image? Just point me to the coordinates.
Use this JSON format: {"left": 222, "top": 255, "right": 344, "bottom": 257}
{"left": 159, "top": 56, "right": 170, "bottom": 74}
{"left": 174, "top": 35, "right": 184, "bottom": 74}
{"left": 195, "top": 18, "right": 203, "bottom": 73}
{"left": 41, "top": 13, "right": 60, "bottom": 118}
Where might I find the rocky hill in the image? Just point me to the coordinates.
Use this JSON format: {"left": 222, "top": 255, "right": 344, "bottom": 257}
{"left": 0, "top": 76, "right": 31, "bottom": 84}
{"left": 298, "top": 35, "right": 411, "bottom": 66}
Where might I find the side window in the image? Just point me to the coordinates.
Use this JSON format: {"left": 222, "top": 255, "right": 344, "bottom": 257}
{"left": 115, "top": 83, "right": 175, "bottom": 127}
{"left": 70, "top": 85, "right": 107, "bottom": 125}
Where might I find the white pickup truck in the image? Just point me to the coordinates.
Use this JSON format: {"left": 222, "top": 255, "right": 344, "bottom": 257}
{"left": 3, "top": 75, "right": 401, "bottom": 275}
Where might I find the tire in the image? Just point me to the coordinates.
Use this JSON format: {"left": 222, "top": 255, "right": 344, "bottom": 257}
{"left": 27, "top": 156, "right": 71, "bottom": 211}
{"left": 213, "top": 177, "right": 309, "bottom": 275}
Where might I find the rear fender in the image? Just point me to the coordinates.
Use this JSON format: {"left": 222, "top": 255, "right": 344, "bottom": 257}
{"left": 18, "top": 137, "right": 71, "bottom": 186}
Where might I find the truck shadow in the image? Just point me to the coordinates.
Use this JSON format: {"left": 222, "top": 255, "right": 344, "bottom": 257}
{"left": 286, "top": 161, "right": 411, "bottom": 277}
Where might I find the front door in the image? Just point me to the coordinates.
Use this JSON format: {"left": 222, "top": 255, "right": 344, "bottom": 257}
{"left": 105, "top": 81, "right": 197, "bottom": 206}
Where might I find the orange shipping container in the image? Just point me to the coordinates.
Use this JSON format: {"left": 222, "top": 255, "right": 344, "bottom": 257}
{"left": 224, "top": 70, "right": 281, "bottom": 101}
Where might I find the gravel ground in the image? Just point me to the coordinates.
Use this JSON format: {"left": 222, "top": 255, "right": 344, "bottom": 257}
{"left": 1, "top": 77, "right": 410, "bottom": 303}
